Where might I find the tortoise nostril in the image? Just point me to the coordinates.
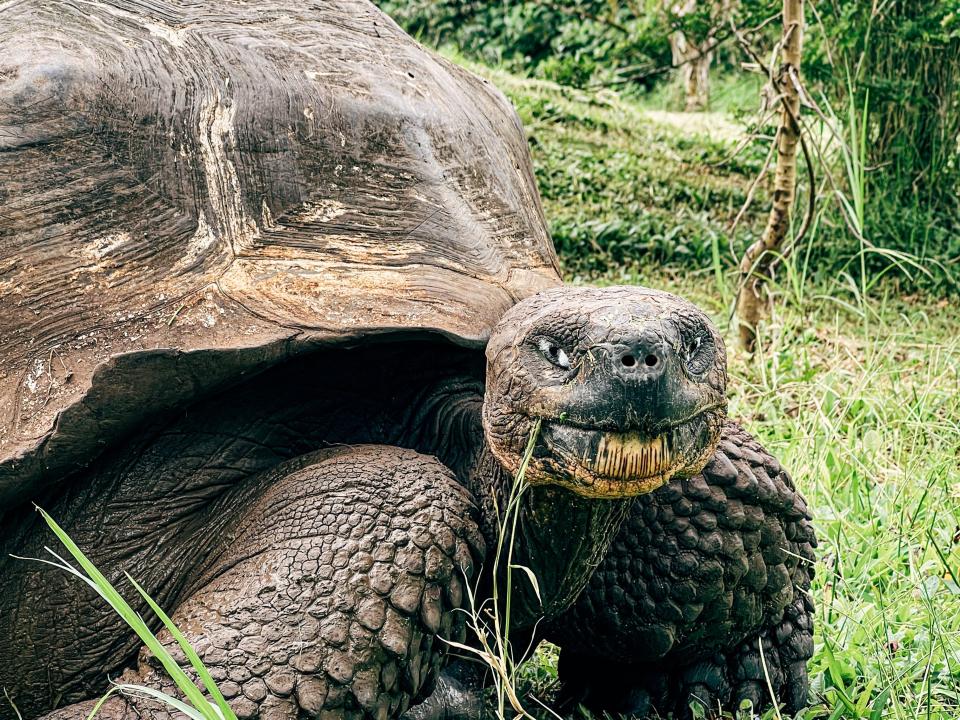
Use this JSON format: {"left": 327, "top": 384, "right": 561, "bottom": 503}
{"left": 621, "top": 354, "right": 637, "bottom": 368}
{"left": 644, "top": 354, "right": 659, "bottom": 368}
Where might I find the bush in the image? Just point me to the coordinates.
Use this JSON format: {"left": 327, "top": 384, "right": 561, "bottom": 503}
{"left": 805, "top": 0, "right": 960, "bottom": 288}
{"left": 377, "top": 0, "right": 673, "bottom": 92}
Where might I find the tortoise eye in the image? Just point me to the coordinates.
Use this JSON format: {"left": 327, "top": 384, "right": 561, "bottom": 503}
{"left": 684, "top": 332, "right": 715, "bottom": 377}
{"left": 537, "top": 337, "right": 571, "bottom": 369}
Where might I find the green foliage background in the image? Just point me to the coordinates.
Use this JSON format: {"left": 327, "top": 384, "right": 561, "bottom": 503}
{"left": 379, "top": 0, "right": 673, "bottom": 90}
{"left": 379, "top": 0, "right": 960, "bottom": 293}
{"left": 805, "top": 0, "right": 960, "bottom": 287}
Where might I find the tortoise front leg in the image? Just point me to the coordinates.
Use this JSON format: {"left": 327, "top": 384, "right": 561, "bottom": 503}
{"left": 41, "top": 446, "right": 485, "bottom": 720}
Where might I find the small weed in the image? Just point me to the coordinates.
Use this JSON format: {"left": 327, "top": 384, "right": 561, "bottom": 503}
{"left": 446, "top": 419, "right": 552, "bottom": 720}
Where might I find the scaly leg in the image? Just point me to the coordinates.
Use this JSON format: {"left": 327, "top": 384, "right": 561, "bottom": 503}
{"left": 41, "top": 446, "right": 485, "bottom": 720}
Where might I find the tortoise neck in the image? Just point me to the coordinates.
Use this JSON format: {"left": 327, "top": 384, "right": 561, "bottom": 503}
{"left": 401, "top": 377, "right": 632, "bottom": 629}
{"left": 397, "top": 376, "right": 488, "bottom": 485}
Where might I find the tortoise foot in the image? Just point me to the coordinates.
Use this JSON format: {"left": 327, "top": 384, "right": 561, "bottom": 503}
{"left": 401, "top": 661, "right": 486, "bottom": 720}
{"left": 557, "top": 592, "right": 813, "bottom": 719}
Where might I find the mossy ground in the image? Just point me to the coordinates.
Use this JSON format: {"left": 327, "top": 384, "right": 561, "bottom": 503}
{"left": 447, "top": 53, "right": 960, "bottom": 720}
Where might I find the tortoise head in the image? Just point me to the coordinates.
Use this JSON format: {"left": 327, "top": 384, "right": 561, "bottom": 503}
{"left": 482, "top": 286, "right": 727, "bottom": 498}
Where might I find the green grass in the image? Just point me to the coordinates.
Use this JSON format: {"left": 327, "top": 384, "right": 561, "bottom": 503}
{"left": 23, "top": 508, "right": 236, "bottom": 720}
{"left": 449, "top": 420, "right": 545, "bottom": 720}
{"left": 440, "top": 48, "right": 957, "bottom": 294}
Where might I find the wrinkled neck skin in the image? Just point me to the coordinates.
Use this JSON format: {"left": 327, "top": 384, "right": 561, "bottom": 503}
{"left": 400, "top": 378, "right": 632, "bottom": 629}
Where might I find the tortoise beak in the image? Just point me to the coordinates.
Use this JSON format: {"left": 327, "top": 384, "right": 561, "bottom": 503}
{"left": 527, "top": 408, "right": 723, "bottom": 499}
{"left": 543, "top": 423, "right": 674, "bottom": 482}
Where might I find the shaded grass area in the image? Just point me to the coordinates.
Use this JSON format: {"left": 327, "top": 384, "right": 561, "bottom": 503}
{"left": 442, "top": 52, "right": 771, "bottom": 279}
{"left": 445, "top": 53, "right": 960, "bottom": 720}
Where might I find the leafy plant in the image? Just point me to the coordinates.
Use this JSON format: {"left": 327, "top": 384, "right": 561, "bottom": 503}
{"left": 805, "top": 0, "right": 960, "bottom": 289}
{"left": 377, "top": 0, "right": 673, "bottom": 92}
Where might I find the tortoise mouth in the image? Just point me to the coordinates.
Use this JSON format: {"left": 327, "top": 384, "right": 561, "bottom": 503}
{"left": 536, "top": 411, "right": 716, "bottom": 498}
{"left": 545, "top": 422, "right": 673, "bottom": 476}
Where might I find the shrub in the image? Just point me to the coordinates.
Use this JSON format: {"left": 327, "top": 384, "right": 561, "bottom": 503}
{"left": 377, "top": 0, "right": 673, "bottom": 92}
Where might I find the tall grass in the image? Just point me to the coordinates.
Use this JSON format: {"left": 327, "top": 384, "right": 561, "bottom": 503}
{"left": 445, "top": 419, "right": 550, "bottom": 720}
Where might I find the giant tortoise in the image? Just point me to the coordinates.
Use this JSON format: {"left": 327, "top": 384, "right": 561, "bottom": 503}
{"left": 0, "top": 1, "right": 816, "bottom": 719}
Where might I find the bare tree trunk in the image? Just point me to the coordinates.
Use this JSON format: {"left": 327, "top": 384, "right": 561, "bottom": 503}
{"left": 670, "top": 27, "right": 712, "bottom": 111}
{"left": 736, "top": 0, "right": 804, "bottom": 352}
{"left": 666, "top": 0, "right": 714, "bottom": 111}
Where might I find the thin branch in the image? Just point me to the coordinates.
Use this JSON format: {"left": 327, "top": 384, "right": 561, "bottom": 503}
{"left": 781, "top": 67, "right": 818, "bottom": 247}
{"left": 735, "top": 1, "right": 808, "bottom": 352}
{"left": 593, "top": 10, "right": 782, "bottom": 88}
{"left": 537, "top": 0, "right": 631, "bottom": 35}
{"left": 807, "top": 0, "right": 834, "bottom": 67}
{"left": 708, "top": 93, "right": 781, "bottom": 170}
{"left": 796, "top": 112, "right": 866, "bottom": 243}
{"left": 730, "top": 127, "right": 780, "bottom": 233}
{"left": 592, "top": 30, "right": 730, "bottom": 87}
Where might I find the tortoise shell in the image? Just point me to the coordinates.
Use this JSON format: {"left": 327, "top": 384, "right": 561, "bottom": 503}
{"left": 0, "top": 0, "right": 561, "bottom": 505}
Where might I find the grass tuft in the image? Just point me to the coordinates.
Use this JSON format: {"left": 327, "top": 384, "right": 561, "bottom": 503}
{"left": 445, "top": 419, "right": 557, "bottom": 720}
